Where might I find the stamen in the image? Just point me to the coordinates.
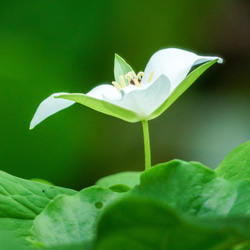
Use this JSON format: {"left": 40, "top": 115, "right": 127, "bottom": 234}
{"left": 119, "top": 75, "right": 126, "bottom": 88}
{"left": 125, "top": 71, "right": 141, "bottom": 87}
{"left": 131, "top": 71, "right": 137, "bottom": 78}
{"left": 133, "top": 78, "right": 141, "bottom": 87}
{"left": 147, "top": 71, "right": 154, "bottom": 83}
{"left": 137, "top": 72, "right": 144, "bottom": 79}
{"left": 113, "top": 71, "right": 145, "bottom": 93}
{"left": 112, "top": 81, "right": 121, "bottom": 93}
{"left": 125, "top": 72, "right": 133, "bottom": 82}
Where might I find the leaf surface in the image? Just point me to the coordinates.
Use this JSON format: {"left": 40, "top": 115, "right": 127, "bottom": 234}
{"left": 131, "top": 160, "right": 250, "bottom": 217}
{"left": 0, "top": 170, "right": 76, "bottom": 246}
{"left": 95, "top": 197, "right": 245, "bottom": 250}
{"left": 216, "top": 141, "right": 250, "bottom": 181}
{"left": 30, "top": 186, "right": 124, "bottom": 247}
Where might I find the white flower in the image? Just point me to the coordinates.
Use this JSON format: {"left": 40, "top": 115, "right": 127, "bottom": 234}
{"left": 30, "top": 48, "right": 222, "bottom": 129}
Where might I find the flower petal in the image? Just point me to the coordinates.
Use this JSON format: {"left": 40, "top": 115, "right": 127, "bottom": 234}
{"left": 102, "top": 75, "right": 171, "bottom": 120}
{"left": 143, "top": 48, "right": 223, "bottom": 92}
{"left": 29, "top": 93, "right": 75, "bottom": 129}
{"left": 87, "top": 84, "right": 121, "bottom": 100}
{"left": 149, "top": 60, "right": 219, "bottom": 120}
{"left": 58, "top": 76, "right": 170, "bottom": 122}
{"left": 57, "top": 91, "right": 140, "bottom": 123}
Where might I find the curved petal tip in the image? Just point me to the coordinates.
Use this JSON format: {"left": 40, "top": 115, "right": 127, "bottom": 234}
{"left": 29, "top": 93, "right": 75, "bottom": 129}
{"left": 217, "top": 57, "right": 223, "bottom": 64}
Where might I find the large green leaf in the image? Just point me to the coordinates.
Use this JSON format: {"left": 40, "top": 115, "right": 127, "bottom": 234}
{"left": 95, "top": 197, "right": 245, "bottom": 250}
{"left": 131, "top": 160, "right": 250, "bottom": 217}
{"left": 149, "top": 60, "right": 219, "bottom": 120}
{"left": 114, "top": 54, "right": 134, "bottom": 86}
{"left": 216, "top": 141, "right": 250, "bottom": 181}
{"left": 30, "top": 186, "right": 124, "bottom": 247}
{"left": 3, "top": 154, "right": 250, "bottom": 249}
{"left": 95, "top": 159, "right": 250, "bottom": 249}
{"left": 0, "top": 230, "right": 35, "bottom": 250}
{"left": 0, "top": 170, "right": 76, "bottom": 247}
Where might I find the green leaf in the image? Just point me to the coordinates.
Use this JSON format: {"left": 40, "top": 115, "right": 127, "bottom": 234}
{"left": 0, "top": 230, "right": 35, "bottom": 249}
{"left": 114, "top": 54, "right": 134, "bottom": 86}
{"left": 95, "top": 197, "right": 243, "bottom": 250}
{"left": 131, "top": 160, "right": 250, "bottom": 217}
{"left": 95, "top": 171, "right": 141, "bottom": 189}
{"left": 216, "top": 141, "right": 250, "bottom": 181}
{"left": 95, "top": 161, "right": 250, "bottom": 249}
{"left": 30, "top": 186, "right": 124, "bottom": 247}
{"left": 0, "top": 170, "right": 76, "bottom": 247}
{"left": 149, "top": 60, "right": 219, "bottom": 120}
{"left": 57, "top": 93, "right": 140, "bottom": 122}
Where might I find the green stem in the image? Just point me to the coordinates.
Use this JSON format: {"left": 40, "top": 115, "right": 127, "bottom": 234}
{"left": 142, "top": 120, "right": 151, "bottom": 170}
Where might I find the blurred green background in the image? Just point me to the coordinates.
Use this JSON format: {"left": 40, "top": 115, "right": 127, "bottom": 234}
{"left": 0, "top": 0, "right": 249, "bottom": 190}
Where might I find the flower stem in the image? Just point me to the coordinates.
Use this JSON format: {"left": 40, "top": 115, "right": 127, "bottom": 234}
{"left": 142, "top": 120, "right": 151, "bottom": 170}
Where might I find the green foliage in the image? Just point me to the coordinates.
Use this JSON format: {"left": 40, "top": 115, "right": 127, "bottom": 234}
{"left": 0, "top": 171, "right": 76, "bottom": 247}
{"left": 131, "top": 160, "right": 250, "bottom": 217}
{"left": 95, "top": 197, "right": 242, "bottom": 250}
{"left": 0, "top": 230, "right": 35, "bottom": 250}
{"left": 30, "top": 186, "right": 124, "bottom": 247}
{"left": 1, "top": 141, "right": 250, "bottom": 249}
{"left": 216, "top": 141, "right": 250, "bottom": 181}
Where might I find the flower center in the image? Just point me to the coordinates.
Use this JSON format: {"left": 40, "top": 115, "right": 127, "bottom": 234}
{"left": 112, "top": 71, "right": 144, "bottom": 93}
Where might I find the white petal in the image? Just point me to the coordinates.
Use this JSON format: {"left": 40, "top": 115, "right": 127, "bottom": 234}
{"left": 87, "top": 84, "right": 121, "bottom": 100}
{"left": 29, "top": 93, "right": 75, "bottom": 129}
{"left": 143, "top": 48, "right": 223, "bottom": 92}
{"left": 102, "top": 75, "right": 171, "bottom": 120}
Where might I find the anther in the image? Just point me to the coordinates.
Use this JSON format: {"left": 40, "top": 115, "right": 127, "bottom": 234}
{"left": 133, "top": 78, "right": 141, "bottom": 87}
{"left": 137, "top": 72, "right": 144, "bottom": 79}
{"left": 125, "top": 71, "right": 142, "bottom": 87}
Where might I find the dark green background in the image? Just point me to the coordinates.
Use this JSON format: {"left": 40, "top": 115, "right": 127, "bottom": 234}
{"left": 0, "top": 0, "right": 249, "bottom": 190}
